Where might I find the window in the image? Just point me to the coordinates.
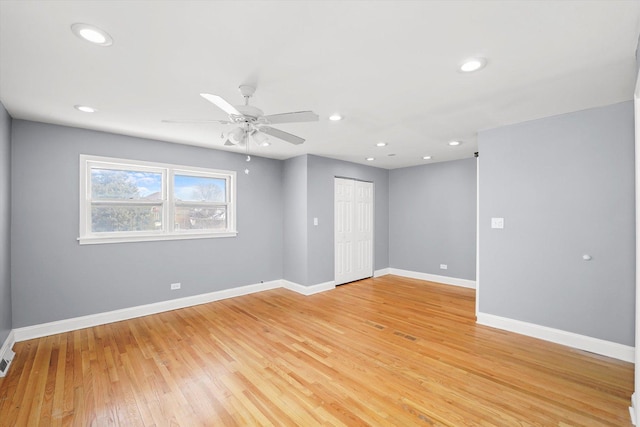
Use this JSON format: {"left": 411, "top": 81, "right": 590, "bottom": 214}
{"left": 79, "top": 155, "right": 236, "bottom": 244}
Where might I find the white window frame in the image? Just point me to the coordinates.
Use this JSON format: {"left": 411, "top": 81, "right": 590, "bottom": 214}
{"left": 79, "top": 154, "right": 237, "bottom": 245}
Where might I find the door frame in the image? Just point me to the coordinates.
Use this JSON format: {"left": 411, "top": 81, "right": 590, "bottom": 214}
{"left": 631, "top": 69, "right": 640, "bottom": 424}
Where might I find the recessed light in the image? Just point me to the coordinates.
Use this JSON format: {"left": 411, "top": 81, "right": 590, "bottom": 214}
{"left": 448, "top": 141, "right": 461, "bottom": 146}
{"left": 423, "top": 156, "right": 432, "bottom": 160}
{"left": 376, "top": 142, "right": 387, "bottom": 147}
{"left": 74, "top": 105, "right": 97, "bottom": 113}
{"left": 260, "top": 142, "right": 271, "bottom": 147}
{"left": 460, "top": 57, "right": 486, "bottom": 72}
{"left": 366, "top": 157, "right": 375, "bottom": 161}
{"left": 329, "top": 114, "right": 343, "bottom": 121}
{"left": 71, "top": 23, "right": 113, "bottom": 46}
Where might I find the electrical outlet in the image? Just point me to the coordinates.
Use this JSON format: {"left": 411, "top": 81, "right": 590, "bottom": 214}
{"left": 440, "top": 264, "right": 448, "bottom": 270}
{"left": 170, "top": 282, "right": 181, "bottom": 290}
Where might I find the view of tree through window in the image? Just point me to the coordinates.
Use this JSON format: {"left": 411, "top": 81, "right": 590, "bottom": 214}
{"left": 91, "top": 205, "right": 159, "bottom": 232}
{"left": 174, "top": 175, "right": 227, "bottom": 230}
{"left": 174, "top": 175, "right": 225, "bottom": 201}
{"left": 90, "top": 169, "right": 163, "bottom": 233}
{"left": 91, "top": 169, "right": 162, "bottom": 199}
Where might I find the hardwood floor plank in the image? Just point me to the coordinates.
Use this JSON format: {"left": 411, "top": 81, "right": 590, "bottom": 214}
{"left": 0, "top": 275, "right": 633, "bottom": 426}
{"left": 39, "top": 335, "right": 60, "bottom": 425}
{"left": 19, "top": 336, "right": 53, "bottom": 426}
{"left": 50, "top": 334, "right": 67, "bottom": 427}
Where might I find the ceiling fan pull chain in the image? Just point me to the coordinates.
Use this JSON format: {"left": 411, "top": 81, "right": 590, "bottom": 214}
{"left": 244, "top": 132, "right": 251, "bottom": 174}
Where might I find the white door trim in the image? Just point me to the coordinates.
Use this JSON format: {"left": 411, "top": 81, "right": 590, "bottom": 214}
{"left": 475, "top": 154, "right": 480, "bottom": 317}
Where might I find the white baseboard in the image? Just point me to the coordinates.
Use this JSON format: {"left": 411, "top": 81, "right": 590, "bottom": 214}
{"left": 14, "top": 280, "right": 282, "bottom": 342}
{"left": 282, "top": 280, "right": 335, "bottom": 296}
{"left": 477, "top": 312, "right": 634, "bottom": 363}
{"left": 630, "top": 393, "right": 637, "bottom": 425}
{"left": 374, "top": 268, "right": 390, "bottom": 277}
{"left": 13, "top": 279, "right": 339, "bottom": 342}
{"left": 388, "top": 268, "right": 476, "bottom": 289}
{"left": 0, "top": 330, "right": 16, "bottom": 377}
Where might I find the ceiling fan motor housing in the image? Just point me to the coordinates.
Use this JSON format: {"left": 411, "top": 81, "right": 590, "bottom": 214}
{"left": 234, "top": 104, "right": 264, "bottom": 121}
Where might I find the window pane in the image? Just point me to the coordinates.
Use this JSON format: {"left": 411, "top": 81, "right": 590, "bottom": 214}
{"left": 175, "top": 206, "right": 227, "bottom": 230}
{"left": 91, "top": 205, "right": 162, "bottom": 232}
{"left": 174, "top": 175, "right": 226, "bottom": 202}
{"left": 91, "top": 169, "right": 162, "bottom": 200}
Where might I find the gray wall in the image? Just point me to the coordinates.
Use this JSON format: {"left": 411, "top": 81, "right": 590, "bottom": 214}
{"left": 478, "top": 101, "right": 635, "bottom": 346}
{"left": 11, "top": 120, "right": 283, "bottom": 327}
{"left": 0, "top": 103, "right": 11, "bottom": 345}
{"left": 389, "top": 158, "right": 477, "bottom": 280}
{"left": 306, "top": 155, "right": 389, "bottom": 285}
{"left": 283, "top": 156, "right": 308, "bottom": 285}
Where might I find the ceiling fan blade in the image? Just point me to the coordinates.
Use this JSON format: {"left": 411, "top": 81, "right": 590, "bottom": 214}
{"left": 162, "top": 119, "right": 231, "bottom": 124}
{"left": 260, "top": 126, "right": 305, "bottom": 145}
{"left": 200, "top": 93, "right": 241, "bottom": 116}
{"left": 263, "top": 111, "right": 319, "bottom": 124}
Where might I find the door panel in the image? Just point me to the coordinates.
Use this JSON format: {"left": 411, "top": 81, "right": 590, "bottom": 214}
{"left": 335, "top": 178, "right": 373, "bottom": 285}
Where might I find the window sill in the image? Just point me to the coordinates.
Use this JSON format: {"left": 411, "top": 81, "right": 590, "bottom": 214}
{"left": 78, "top": 231, "right": 238, "bottom": 245}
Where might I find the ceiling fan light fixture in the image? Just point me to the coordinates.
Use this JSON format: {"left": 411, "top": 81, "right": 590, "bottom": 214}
{"left": 71, "top": 23, "right": 113, "bottom": 46}
{"left": 228, "top": 127, "right": 244, "bottom": 144}
{"left": 460, "top": 57, "right": 487, "bottom": 72}
{"left": 252, "top": 131, "right": 269, "bottom": 146}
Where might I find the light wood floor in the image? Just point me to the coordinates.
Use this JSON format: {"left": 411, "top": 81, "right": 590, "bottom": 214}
{"left": 0, "top": 275, "right": 633, "bottom": 426}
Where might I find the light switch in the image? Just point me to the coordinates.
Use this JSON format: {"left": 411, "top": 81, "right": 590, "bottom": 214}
{"left": 313, "top": 217, "right": 318, "bottom": 226}
{"left": 491, "top": 217, "right": 504, "bottom": 229}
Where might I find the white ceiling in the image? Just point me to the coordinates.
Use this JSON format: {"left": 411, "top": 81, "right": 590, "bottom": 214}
{"left": 1, "top": 1, "right": 639, "bottom": 169}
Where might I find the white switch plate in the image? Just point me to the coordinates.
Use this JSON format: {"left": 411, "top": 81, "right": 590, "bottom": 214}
{"left": 313, "top": 217, "right": 318, "bottom": 226}
{"left": 491, "top": 217, "right": 504, "bottom": 229}
{"left": 170, "top": 283, "right": 181, "bottom": 290}
{"left": 440, "top": 264, "right": 448, "bottom": 270}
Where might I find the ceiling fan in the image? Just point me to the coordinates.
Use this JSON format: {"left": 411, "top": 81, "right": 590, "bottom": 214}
{"left": 163, "top": 84, "right": 319, "bottom": 147}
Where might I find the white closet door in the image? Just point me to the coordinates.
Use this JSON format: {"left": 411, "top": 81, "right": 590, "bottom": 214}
{"left": 335, "top": 178, "right": 373, "bottom": 285}
{"left": 335, "top": 178, "right": 354, "bottom": 284}
{"left": 354, "top": 180, "right": 373, "bottom": 279}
